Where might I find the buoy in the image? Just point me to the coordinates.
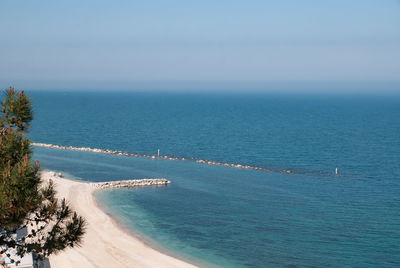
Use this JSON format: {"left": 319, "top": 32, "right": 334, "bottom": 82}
{"left": 158, "top": 149, "right": 160, "bottom": 160}
{"left": 335, "top": 168, "right": 338, "bottom": 176}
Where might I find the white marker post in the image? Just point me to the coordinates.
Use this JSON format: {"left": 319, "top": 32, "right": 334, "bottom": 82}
{"left": 158, "top": 149, "right": 160, "bottom": 160}
{"left": 335, "top": 168, "right": 338, "bottom": 176}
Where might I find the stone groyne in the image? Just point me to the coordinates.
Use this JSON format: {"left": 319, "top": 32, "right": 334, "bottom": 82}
{"left": 91, "top": 178, "right": 171, "bottom": 190}
{"left": 32, "top": 142, "right": 290, "bottom": 174}
{"left": 33, "top": 142, "right": 341, "bottom": 177}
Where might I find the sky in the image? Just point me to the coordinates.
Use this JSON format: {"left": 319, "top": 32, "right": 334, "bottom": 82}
{"left": 0, "top": 0, "right": 399, "bottom": 90}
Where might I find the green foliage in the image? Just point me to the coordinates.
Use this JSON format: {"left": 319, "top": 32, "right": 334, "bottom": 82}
{"left": 0, "top": 87, "right": 86, "bottom": 264}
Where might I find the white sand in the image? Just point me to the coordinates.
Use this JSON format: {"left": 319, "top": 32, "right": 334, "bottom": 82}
{"left": 41, "top": 171, "right": 197, "bottom": 268}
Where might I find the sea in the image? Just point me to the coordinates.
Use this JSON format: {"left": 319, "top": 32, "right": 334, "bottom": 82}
{"left": 26, "top": 89, "right": 400, "bottom": 267}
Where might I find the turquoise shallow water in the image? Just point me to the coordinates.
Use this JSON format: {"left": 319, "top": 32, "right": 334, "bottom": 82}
{"left": 28, "top": 90, "right": 400, "bottom": 267}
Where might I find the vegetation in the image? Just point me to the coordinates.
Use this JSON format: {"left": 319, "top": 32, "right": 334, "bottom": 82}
{"left": 0, "top": 87, "right": 85, "bottom": 265}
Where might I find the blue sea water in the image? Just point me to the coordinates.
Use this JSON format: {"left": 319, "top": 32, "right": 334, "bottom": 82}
{"left": 27, "top": 90, "right": 400, "bottom": 267}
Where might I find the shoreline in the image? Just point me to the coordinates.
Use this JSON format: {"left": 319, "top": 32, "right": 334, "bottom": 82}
{"left": 92, "top": 191, "right": 217, "bottom": 268}
{"left": 41, "top": 171, "right": 198, "bottom": 268}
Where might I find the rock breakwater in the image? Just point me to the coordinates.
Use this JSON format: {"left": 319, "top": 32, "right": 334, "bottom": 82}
{"left": 32, "top": 142, "right": 284, "bottom": 173}
{"left": 33, "top": 142, "right": 340, "bottom": 177}
{"left": 91, "top": 178, "right": 171, "bottom": 190}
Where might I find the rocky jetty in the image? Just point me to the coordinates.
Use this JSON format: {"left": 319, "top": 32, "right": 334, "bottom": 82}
{"left": 91, "top": 178, "right": 171, "bottom": 190}
{"left": 33, "top": 143, "right": 303, "bottom": 176}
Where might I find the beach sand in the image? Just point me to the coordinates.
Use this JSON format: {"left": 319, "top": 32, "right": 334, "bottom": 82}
{"left": 41, "top": 171, "right": 197, "bottom": 268}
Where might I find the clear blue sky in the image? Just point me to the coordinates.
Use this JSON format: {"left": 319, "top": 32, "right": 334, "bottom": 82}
{"left": 0, "top": 0, "right": 399, "bottom": 89}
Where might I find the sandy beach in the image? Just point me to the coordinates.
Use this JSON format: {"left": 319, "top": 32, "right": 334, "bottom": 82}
{"left": 41, "top": 171, "right": 197, "bottom": 268}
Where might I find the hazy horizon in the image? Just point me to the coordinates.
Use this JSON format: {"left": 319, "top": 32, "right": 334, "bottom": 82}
{"left": 1, "top": 80, "right": 395, "bottom": 97}
{"left": 1, "top": 0, "right": 399, "bottom": 92}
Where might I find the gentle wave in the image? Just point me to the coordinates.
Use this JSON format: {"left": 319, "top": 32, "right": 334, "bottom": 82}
{"left": 32, "top": 142, "right": 337, "bottom": 177}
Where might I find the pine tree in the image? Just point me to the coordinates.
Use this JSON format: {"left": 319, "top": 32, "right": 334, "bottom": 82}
{"left": 0, "top": 87, "right": 85, "bottom": 265}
